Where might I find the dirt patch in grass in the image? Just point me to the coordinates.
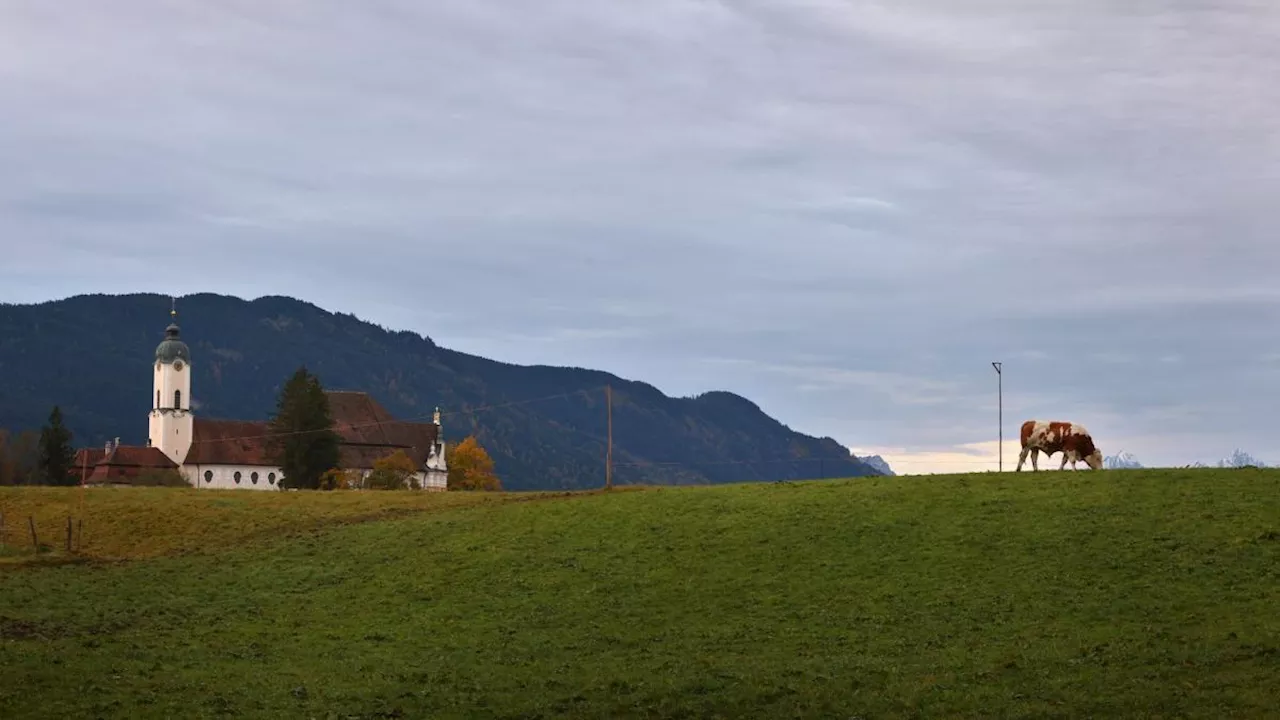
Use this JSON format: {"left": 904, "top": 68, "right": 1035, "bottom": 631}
{"left": 0, "top": 617, "right": 66, "bottom": 641}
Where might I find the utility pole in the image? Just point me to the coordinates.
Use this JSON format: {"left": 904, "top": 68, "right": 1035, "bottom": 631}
{"left": 606, "top": 385, "right": 613, "bottom": 489}
{"left": 992, "top": 362, "right": 1003, "bottom": 472}
{"left": 79, "top": 448, "right": 87, "bottom": 530}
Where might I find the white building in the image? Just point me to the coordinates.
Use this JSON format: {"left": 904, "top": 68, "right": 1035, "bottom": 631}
{"left": 76, "top": 305, "right": 448, "bottom": 490}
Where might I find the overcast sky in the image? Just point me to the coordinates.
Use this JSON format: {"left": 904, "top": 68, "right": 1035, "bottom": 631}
{"left": 3, "top": 1, "right": 1278, "bottom": 473}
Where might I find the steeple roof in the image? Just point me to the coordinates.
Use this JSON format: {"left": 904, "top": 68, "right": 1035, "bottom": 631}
{"left": 155, "top": 298, "right": 191, "bottom": 363}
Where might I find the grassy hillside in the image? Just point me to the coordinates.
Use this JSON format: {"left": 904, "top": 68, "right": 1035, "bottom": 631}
{"left": 2, "top": 468, "right": 1278, "bottom": 718}
{"left": 0, "top": 486, "right": 533, "bottom": 564}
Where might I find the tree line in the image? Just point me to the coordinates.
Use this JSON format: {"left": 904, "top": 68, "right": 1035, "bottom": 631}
{"left": 0, "top": 366, "right": 501, "bottom": 492}
{"left": 0, "top": 405, "right": 77, "bottom": 486}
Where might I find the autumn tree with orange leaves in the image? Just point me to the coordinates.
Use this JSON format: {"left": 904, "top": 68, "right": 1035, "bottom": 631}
{"left": 447, "top": 436, "right": 502, "bottom": 491}
{"left": 366, "top": 450, "right": 420, "bottom": 490}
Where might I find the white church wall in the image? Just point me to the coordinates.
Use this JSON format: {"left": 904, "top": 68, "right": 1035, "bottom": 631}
{"left": 181, "top": 464, "right": 445, "bottom": 490}
{"left": 151, "top": 411, "right": 193, "bottom": 466}
{"left": 417, "top": 469, "right": 447, "bottom": 491}
{"left": 186, "top": 464, "right": 284, "bottom": 491}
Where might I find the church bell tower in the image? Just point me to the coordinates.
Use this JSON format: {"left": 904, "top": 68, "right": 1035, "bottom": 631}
{"left": 148, "top": 299, "right": 194, "bottom": 465}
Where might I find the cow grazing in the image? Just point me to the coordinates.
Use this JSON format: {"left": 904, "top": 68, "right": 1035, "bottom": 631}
{"left": 1016, "top": 420, "right": 1103, "bottom": 471}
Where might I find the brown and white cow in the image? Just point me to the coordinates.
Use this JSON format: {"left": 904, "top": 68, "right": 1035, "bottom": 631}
{"left": 1016, "top": 419, "right": 1103, "bottom": 471}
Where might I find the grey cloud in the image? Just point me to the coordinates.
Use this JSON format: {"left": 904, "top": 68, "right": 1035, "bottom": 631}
{"left": 2, "top": 0, "right": 1279, "bottom": 467}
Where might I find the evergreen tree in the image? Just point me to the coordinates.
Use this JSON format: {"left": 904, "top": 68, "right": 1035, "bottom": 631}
{"left": 37, "top": 405, "right": 75, "bottom": 486}
{"left": 267, "top": 367, "right": 341, "bottom": 490}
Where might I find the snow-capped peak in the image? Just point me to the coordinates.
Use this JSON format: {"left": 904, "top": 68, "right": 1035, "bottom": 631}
{"left": 1104, "top": 451, "right": 1144, "bottom": 469}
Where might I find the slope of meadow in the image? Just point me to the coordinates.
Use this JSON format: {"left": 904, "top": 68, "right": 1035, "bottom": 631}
{"left": 0, "top": 486, "right": 528, "bottom": 564}
{"left": 2, "top": 469, "right": 1278, "bottom": 718}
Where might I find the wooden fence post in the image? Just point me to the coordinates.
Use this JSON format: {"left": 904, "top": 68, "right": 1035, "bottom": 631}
{"left": 66, "top": 516, "right": 73, "bottom": 553}
{"left": 29, "top": 516, "right": 39, "bottom": 552}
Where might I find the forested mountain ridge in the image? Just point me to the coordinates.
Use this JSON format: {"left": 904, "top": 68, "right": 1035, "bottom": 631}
{"left": 0, "top": 293, "right": 880, "bottom": 489}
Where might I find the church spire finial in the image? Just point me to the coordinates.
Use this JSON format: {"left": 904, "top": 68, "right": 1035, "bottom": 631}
{"left": 163, "top": 296, "right": 183, "bottom": 342}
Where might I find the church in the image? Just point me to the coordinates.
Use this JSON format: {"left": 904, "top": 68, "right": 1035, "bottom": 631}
{"left": 74, "top": 306, "right": 448, "bottom": 490}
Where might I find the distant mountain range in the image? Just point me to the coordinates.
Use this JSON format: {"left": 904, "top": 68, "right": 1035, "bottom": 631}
{"left": 1191, "top": 449, "right": 1272, "bottom": 469}
{"left": 1104, "top": 452, "right": 1145, "bottom": 470}
{"left": 0, "top": 293, "right": 885, "bottom": 490}
{"left": 855, "top": 454, "right": 896, "bottom": 476}
{"left": 1105, "top": 449, "right": 1271, "bottom": 470}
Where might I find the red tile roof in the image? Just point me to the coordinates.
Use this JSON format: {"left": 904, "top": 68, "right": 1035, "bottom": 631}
{"left": 184, "top": 419, "right": 274, "bottom": 465}
{"left": 101, "top": 446, "right": 178, "bottom": 468}
{"left": 327, "top": 391, "right": 399, "bottom": 445}
{"left": 85, "top": 445, "right": 178, "bottom": 484}
{"left": 182, "top": 391, "right": 441, "bottom": 470}
{"left": 72, "top": 448, "right": 107, "bottom": 472}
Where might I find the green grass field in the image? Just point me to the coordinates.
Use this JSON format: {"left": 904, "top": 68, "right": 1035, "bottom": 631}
{"left": 2, "top": 469, "right": 1278, "bottom": 718}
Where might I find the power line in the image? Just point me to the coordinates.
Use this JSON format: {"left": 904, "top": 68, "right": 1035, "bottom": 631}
{"left": 613, "top": 456, "right": 878, "bottom": 469}
{"left": 183, "top": 386, "right": 609, "bottom": 446}
{"left": 180, "top": 385, "right": 966, "bottom": 473}
{"left": 127, "top": 382, "right": 1013, "bottom": 477}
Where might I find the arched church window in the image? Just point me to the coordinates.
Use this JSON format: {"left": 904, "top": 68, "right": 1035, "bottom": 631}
{"left": 204, "top": 470, "right": 213, "bottom": 484}
{"left": 268, "top": 473, "right": 276, "bottom": 485}
{"left": 251, "top": 472, "right": 259, "bottom": 484}
{"left": 156, "top": 391, "right": 161, "bottom": 408}
{"left": 234, "top": 471, "right": 242, "bottom": 484}
{"left": 174, "top": 390, "right": 182, "bottom": 409}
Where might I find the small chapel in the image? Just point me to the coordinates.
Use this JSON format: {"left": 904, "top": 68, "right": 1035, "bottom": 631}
{"left": 73, "top": 305, "right": 448, "bottom": 490}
